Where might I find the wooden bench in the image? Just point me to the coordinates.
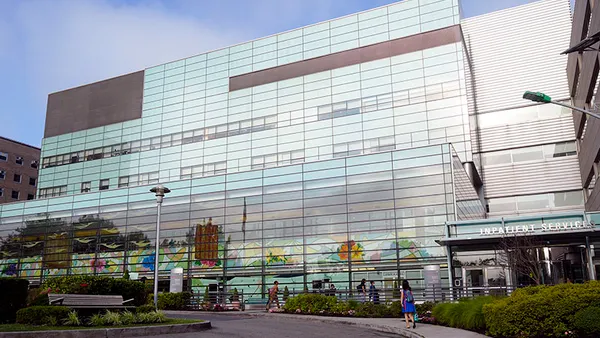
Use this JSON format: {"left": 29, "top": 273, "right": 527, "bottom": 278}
{"left": 48, "top": 293, "right": 135, "bottom": 309}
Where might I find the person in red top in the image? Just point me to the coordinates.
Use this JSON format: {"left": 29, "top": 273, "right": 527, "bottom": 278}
{"left": 266, "top": 281, "right": 280, "bottom": 311}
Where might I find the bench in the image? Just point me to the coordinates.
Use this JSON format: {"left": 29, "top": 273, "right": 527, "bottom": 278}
{"left": 48, "top": 293, "right": 135, "bottom": 310}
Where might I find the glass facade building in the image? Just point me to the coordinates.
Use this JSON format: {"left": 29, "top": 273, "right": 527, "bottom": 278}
{"left": 0, "top": 0, "right": 591, "bottom": 296}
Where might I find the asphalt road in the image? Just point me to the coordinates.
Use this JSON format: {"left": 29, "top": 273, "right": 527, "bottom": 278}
{"left": 166, "top": 312, "right": 398, "bottom": 338}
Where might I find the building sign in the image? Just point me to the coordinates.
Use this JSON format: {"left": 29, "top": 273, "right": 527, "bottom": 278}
{"left": 479, "top": 221, "right": 595, "bottom": 236}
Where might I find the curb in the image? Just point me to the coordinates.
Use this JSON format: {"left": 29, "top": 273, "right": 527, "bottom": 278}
{"left": 245, "top": 312, "right": 424, "bottom": 338}
{"left": 0, "top": 321, "right": 211, "bottom": 338}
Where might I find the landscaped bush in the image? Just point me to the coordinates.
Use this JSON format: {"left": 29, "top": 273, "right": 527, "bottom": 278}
{"left": 157, "top": 292, "right": 191, "bottom": 310}
{"left": 16, "top": 306, "right": 71, "bottom": 326}
{"left": 573, "top": 306, "right": 600, "bottom": 337}
{"left": 483, "top": 281, "right": 600, "bottom": 337}
{"left": 432, "top": 296, "right": 495, "bottom": 332}
{"left": 136, "top": 304, "right": 156, "bottom": 313}
{"left": 355, "top": 302, "right": 391, "bottom": 318}
{"left": 42, "top": 276, "right": 148, "bottom": 306}
{"left": 283, "top": 293, "right": 337, "bottom": 314}
{"left": 0, "top": 277, "right": 29, "bottom": 323}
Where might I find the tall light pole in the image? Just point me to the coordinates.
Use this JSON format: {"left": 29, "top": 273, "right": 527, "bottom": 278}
{"left": 523, "top": 91, "right": 600, "bottom": 120}
{"left": 150, "top": 184, "right": 170, "bottom": 309}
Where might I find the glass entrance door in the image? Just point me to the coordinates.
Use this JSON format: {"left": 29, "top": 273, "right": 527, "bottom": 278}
{"left": 463, "top": 267, "right": 484, "bottom": 296}
{"left": 462, "top": 266, "right": 510, "bottom": 296}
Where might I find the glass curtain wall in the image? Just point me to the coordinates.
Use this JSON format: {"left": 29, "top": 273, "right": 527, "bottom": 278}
{"left": 0, "top": 144, "right": 477, "bottom": 297}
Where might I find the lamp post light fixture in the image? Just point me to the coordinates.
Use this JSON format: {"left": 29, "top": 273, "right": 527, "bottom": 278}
{"left": 523, "top": 91, "right": 600, "bottom": 120}
{"left": 150, "top": 184, "right": 171, "bottom": 309}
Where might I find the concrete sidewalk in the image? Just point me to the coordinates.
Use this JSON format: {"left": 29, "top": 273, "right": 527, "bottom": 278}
{"left": 166, "top": 310, "right": 490, "bottom": 338}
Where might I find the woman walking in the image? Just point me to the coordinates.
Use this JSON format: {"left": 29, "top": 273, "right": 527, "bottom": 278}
{"left": 400, "top": 280, "right": 416, "bottom": 329}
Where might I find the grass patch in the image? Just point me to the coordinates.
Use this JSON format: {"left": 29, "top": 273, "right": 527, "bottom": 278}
{"left": 0, "top": 319, "right": 202, "bottom": 332}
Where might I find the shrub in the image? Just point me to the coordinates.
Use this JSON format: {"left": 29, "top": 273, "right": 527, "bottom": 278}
{"left": 416, "top": 301, "right": 436, "bottom": 316}
{"left": 109, "top": 279, "right": 148, "bottom": 306}
{"left": 355, "top": 302, "right": 391, "bottom": 318}
{"left": 42, "top": 276, "right": 148, "bottom": 306}
{"left": 88, "top": 313, "right": 106, "bottom": 326}
{"left": 389, "top": 300, "right": 403, "bottom": 317}
{"left": 16, "top": 306, "right": 71, "bottom": 326}
{"left": 120, "top": 311, "right": 136, "bottom": 325}
{"left": 102, "top": 310, "right": 122, "bottom": 326}
{"left": 136, "top": 304, "right": 156, "bottom": 313}
{"left": 483, "top": 281, "right": 600, "bottom": 337}
{"left": 574, "top": 306, "right": 600, "bottom": 336}
{"left": 63, "top": 311, "right": 81, "bottom": 326}
{"left": 433, "top": 297, "right": 495, "bottom": 332}
{"left": 157, "top": 292, "right": 191, "bottom": 310}
{"left": 0, "top": 277, "right": 29, "bottom": 323}
{"left": 283, "top": 293, "right": 337, "bottom": 314}
{"left": 135, "top": 311, "right": 166, "bottom": 324}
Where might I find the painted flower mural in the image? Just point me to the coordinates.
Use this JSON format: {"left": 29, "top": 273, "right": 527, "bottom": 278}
{"left": 2, "top": 263, "right": 17, "bottom": 276}
{"left": 266, "top": 247, "right": 288, "bottom": 265}
{"left": 142, "top": 255, "right": 155, "bottom": 271}
{"left": 337, "top": 241, "right": 364, "bottom": 261}
{"left": 90, "top": 258, "right": 106, "bottom": 273}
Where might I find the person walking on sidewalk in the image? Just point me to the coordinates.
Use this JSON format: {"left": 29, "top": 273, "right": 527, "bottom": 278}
{"left": 357, "top": 279, "right": 367, "bottom": 303}
{"left": 401, "top": 280, "right": 416, "bottom": 329}
{"left": 369, "top": 280, "right": 380, "bottom": 304}
{"left": 266, "top": 281, "right": 280, "bottom": 311}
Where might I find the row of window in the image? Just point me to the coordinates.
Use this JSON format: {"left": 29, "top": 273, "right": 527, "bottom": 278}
{"left": 38, "top": 186, "right": 68, "bottom": 199}
{"left": 118, "top": 172, "right": 160, "bottom": 188}
{"left": 39, "top": 172, "right": 162, "bottom": 198}
{"left": 487, "top": 190, "right": 584, "bottom": 214}
{"left": 481, "top": 142, "right": 577, "bottom": 166}
{"left": 0, "top": 152, "right": 39, "bottom": 168}
{"left": 0, "top": 188, "right": 34, "bottom": 200}
{"left": 42, "top": 82, "right": 464, "bottom": 171}
{"left": 41, "top": 114, "right": 280, "bottom": 169}
{"left": 0, "top": 170, "right": 36, "bottom": 185}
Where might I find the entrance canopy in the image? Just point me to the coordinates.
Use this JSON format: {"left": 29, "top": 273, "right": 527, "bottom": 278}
{"left": 438, "top": 212, "right": 599, "bottom": 252}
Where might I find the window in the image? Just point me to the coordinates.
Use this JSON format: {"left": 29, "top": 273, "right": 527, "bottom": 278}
{"left": 0, "top": 188, "right": 3, "bottom": 197}
{"left": 30, "top": 160, "right": 38, "bottom": 169}
{"left": 0, "top": 152, "right": 7, "bottom": 161}
{"left": 11, "top": 190, "right": 19, "bottom": 199}
{"left": 99, "top": 179, "right": 109, "bottom": 190}
{"left": 29, "top": 177, "right": 36, "bottom": 186}
{"left": 13, "top": 174, "right": 21, "bottom": 183}
{"left": 0, "top": 170, "right": 5, "bottom": 180}
{"left": 81, "top": 182, "right": 91, "bottom": 193}
{"left": 39, "top": 185, "right": 67, "bottom": 198}
{"left": 544, "top": 142, "right": 577, "bottom": 158}
{"left": 27, "top": 194, "right": 34, "bottom": 200}
{"left": 15, "top": 156, "right": 23, "bottom": 165}
{"left": 118, "top": 176, "right": 129, "bottom": 188}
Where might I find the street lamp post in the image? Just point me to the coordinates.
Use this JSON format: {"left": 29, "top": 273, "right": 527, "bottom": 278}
{"left": 523, "top": 91, "right": 600, "bottom": 120}
{"left": 150, "top": 184, "right": 171, "bottom": 309}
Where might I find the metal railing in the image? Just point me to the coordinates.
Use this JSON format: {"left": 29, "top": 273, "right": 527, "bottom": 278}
{"left": 185, "top": 284, "right": 520, "bottom": 311}
{"left": 188, "top": 289, "right": 246, "bottom": 311}
{"left": 276, "top": 285, "right": 519, "bottom": 303}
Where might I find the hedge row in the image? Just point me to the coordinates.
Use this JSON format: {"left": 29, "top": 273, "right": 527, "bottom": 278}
{"left": 281, "top": 293, "right": 430, "bottom": 318}
{"left": 483, "top": 281, "right": 600, "bottom": 337}
{"left": 431, "top": 296, "right": 495, "bottom": 333}
{"left": 41, "top": 276, "right": 149, "bottom": 306}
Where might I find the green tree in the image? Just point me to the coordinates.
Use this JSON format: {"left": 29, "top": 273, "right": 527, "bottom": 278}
{"left": 283, "top": 286, "right": 290, "bottom": 301}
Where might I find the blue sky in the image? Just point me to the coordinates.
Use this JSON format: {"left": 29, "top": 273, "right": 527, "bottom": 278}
{"left": 0, "top": 0, "right": 541, "bottom": 147}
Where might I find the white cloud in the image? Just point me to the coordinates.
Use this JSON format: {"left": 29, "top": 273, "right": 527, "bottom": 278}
{"left": 11, "top": 0, "right": 252, "bottom": 95}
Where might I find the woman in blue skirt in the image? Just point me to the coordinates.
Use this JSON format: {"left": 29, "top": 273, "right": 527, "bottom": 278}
{"left": 401, "top": 280, "right": 416, "bottom": 329}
